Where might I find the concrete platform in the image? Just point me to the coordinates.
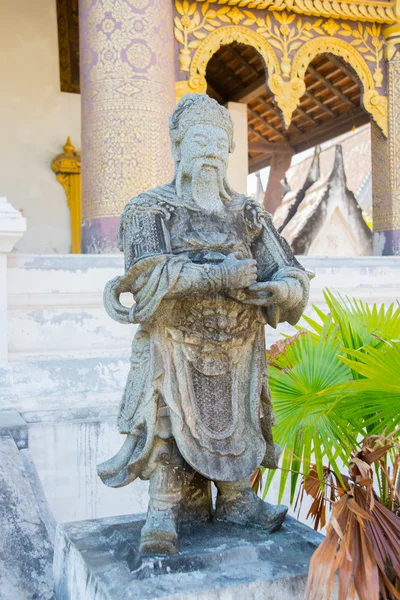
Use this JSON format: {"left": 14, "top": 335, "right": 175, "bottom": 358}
{"left": 54, "top": 512, "right": 323, "bottom": 600}
{"left": 0, "top": 437, "right": 53, "bottom": 600}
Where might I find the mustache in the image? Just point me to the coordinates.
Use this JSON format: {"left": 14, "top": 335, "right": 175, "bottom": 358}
{"left": 196, "top": 157, "right": 223, "bottom": 167}
{"left": 175, "top": 158, "right": 232, "bottom": 203}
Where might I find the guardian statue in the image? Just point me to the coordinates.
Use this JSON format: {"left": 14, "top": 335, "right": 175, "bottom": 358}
{"left": 98, "top": 94, "right": 311, "bottom": 554}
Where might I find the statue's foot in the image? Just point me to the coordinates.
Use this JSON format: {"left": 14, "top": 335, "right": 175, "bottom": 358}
{"left": 215, "top": 488, "right": 288, "bottom": 533}
{"left": 140, "top": 507, "right": 179, "bottom": 554}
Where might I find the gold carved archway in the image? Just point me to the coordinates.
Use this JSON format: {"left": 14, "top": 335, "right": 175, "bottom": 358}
{"left": 292, "top": 37, "right": 387, "bottom": 135}
{"left": 187, "top": 26, "right": 280, "bottom": 94}
{"left": 176, "top": 24, "right": 308, "bottom": 128}
{"left": 174, "top": 2, "right": 388, "bottom": 136}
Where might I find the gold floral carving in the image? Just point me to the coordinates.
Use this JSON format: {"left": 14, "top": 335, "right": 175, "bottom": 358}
{"left": 186, "top": 24, "right": 307, "bottom": 122}
{"left": 189, "top": 25, "right": 280, "bottom": 79}
{"left": 364, "top": 90, "right": 388, "bottom": 135}
{"left": 321, "top": 18, "right": 340, "bottom": 36}
{"left": 254, "top": 12, "right": 325, "bottom": 77}
{"left": 338, "top": 22, "right": 384, "bottom": 87}
{"left": 292, "top": 36, "right": 374, "bottom": 87}
{"left": 175, "top": 1, "right": 388, "bottom": 135}
{"left": 292, "top": 37, "right": 388, "bottom": 135}
{"left": 195, "top": 0, "right": 396, "bottom": 25}
{"left": 268, "top": 75, "right": 306, "bottom": 126}
{"left": 51, "top": 137, "right": 82, "bottom": 253}
{"left": 175, "top": 3, "right": 280, "bottom": 75}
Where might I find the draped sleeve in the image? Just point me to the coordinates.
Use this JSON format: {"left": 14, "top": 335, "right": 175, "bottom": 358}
{"left": 104, "top": 194, "right": 226, "bottom": 325}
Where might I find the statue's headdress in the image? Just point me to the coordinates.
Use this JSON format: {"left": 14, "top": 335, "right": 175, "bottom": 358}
{"left": 169, "top": 94, "right": 235, "bottom": 156}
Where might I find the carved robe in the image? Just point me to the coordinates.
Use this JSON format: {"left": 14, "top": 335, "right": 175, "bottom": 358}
{"left": 98, "top": 183, "right": 310, "bottom": 487}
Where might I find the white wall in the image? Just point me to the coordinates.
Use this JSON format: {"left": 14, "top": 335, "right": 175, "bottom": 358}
{"left": 4, "top": 254, "right": 400, "bottom": 413}
{"left": 27, "top": 418, "right": 150, "bottom": 524}
{"left": 2, "top": 254, "right": 400, "bottom": 524}
{"left": 0, "top": 0, "right": 80, "bottom": 253}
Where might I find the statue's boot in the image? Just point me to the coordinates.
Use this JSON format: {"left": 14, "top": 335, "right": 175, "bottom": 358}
{"left": 215, "top": 478, "right": 288, "bottom": 533}
{"left": 140, "top": 459, "right": 184, "bottom": 555}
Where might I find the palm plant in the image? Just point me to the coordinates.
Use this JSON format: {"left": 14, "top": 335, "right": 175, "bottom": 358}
{"left": 263, "top": 291, "right": 400, "bottom": 600}
{"left": 264, "top": 326, "right": 356, "bottom": 503}
{"left": 306, "top": 436, "right": 400, "bottom": 600}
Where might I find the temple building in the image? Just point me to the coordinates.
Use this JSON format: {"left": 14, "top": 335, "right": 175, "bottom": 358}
{"left": 1, "top": 0, "right": 400, "bottom": 255}
{"left": 1, "top": 2, "right": 400, "bottom": 597}
{"left": 274, "top": 132, "right": 373, "bottom": 256}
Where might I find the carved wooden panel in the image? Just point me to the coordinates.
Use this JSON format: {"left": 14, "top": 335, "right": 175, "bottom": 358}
{"left": 56, "top": 0, "right": 80, "bottom": 94}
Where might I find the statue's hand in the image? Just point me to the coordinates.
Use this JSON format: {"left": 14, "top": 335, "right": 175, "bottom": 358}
{"left": 220, "top": 253, "right": 257, "bottom": 290}
{"left": 247, "top": 281, "right": 289, "bottom": 306}
{"left": 229, "top": 280, "right": 289, "bottom": 306}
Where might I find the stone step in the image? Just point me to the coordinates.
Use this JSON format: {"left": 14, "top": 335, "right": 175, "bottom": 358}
{"left": 54, "top": 512, "right": 324, "bottom": 600}
{"left": 0, "top": 436, "right": 54, "bottom": 600}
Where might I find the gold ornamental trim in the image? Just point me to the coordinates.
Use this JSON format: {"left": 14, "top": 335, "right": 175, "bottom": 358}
{"left": 175, "top": 1, "right": 389, "bottom": 135}
{"left": 51, "top": 137, "right": 82, "bottom": 253}
{"left": 187, "top": 25, "right": 280, "bottom": 95}
{"left": 195, "top": 0, "right": 396, "bottom": 24}
{"left": 292, "top": 36, "right": 388, "bottom": 134}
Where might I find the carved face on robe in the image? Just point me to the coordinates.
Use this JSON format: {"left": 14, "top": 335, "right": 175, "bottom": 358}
{"left": 176, "top": 124, "right": 231, "bottom": 208}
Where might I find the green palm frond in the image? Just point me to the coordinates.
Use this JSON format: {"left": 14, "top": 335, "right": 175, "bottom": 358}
{"left": 265, "top": 330, "right": 356, "bottom": 504}
{"left": 339, "top": 341, "right": 400, "bottom": 435}
{"left": 325, "top": 290, "right": 400, "bottom": 352}
{"left": 265, "top": 292, "right": 400, "bottom": 508}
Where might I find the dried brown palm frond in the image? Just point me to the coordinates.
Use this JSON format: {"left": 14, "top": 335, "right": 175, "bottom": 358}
{"left": 295, "top": 466, "right": 343, "bottom": 531}
{"left": 266, "top": 330, "right": 308, "bottom": 371}
{"left": 358, "top": 435, "right": 400, "bottom": 515}
{"left": 306, "top": 437, "right": 400, "bottom": 600}
{"left": 250, "top": 467, "right": 262, "bottom": 494}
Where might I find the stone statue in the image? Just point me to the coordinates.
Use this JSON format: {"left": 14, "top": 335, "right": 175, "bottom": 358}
{"left": 98, "top": 94, "right": 311, "bottom": 555}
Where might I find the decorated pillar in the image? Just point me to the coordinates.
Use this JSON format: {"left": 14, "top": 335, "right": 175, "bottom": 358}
{"left": 79, "top": 0, "right": 176, "bottom": 253}
{"left": 263, "top": 151, "right": 294, "bottom": 214}
{"left": 372, "top": 21, "right": 400, "bottom": 255}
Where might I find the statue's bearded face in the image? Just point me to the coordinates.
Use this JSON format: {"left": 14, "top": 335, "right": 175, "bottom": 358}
{"left": 179, "top": 124, "right": 229, "bottom": 179}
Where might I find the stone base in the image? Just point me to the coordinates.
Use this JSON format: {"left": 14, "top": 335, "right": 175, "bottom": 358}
{"left": 54, "top": 513, "right": 323, "bottom": 600}
{"left": 0, "top": 437, "right": 53, "bottom": 600}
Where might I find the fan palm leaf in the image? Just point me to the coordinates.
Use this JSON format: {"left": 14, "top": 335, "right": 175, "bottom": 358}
{"left": 265, "top": 330, "right": 356, "bottom": 503}
{"left": 339, "top": 342, "right": 400, "bottom": 435}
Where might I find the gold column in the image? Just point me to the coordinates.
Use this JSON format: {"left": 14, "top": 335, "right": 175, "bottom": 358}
{"left": 79, "top": 0, "right": 176, "bottom": 253}
{"left": 51, "top": 137, "right": 82, "bottom": 254}
{"left": 372, "top": 17, "right": 400, "bottom": 254}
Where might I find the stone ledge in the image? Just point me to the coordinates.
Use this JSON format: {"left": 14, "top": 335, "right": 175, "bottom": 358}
{"left": 0, "top": 410, "right": 28, "bottom": 449}
{"left": 54, "top": 513, "right": 324, "bottom": 600}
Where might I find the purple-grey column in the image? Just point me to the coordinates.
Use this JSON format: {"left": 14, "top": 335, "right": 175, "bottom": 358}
{"left": 372, "top": 33, "right": 400, "bottom": 255}
{"left": 79, "top": 0, "right": 176, "bottom": 253}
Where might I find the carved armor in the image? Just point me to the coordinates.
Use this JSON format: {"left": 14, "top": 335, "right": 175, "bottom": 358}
{"left": 98, "top": 183, "right": 311, "bottom": 487}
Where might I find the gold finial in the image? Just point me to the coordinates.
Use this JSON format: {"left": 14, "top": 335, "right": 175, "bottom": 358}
{"left": 51, "top": 138, "right": 81, "bottom": 253}
{"left": 63, "top": 136, "right": 75, "bottom": 155}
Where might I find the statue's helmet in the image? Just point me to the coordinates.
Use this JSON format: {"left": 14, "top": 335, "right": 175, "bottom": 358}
{"left": 169, "top": 94, "right": 235, "bottom": 159}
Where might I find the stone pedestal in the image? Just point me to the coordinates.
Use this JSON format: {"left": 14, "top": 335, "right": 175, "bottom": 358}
{"left": 0, "top": 436, "right": 53, "bottom": 600}
{"left": 54, "top": 513, "right": 323, "bottom": 600}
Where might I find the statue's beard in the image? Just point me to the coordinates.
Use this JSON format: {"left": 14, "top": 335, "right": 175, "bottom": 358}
{"left": 176, "top": 158, "right": 233, "bottom": 204}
